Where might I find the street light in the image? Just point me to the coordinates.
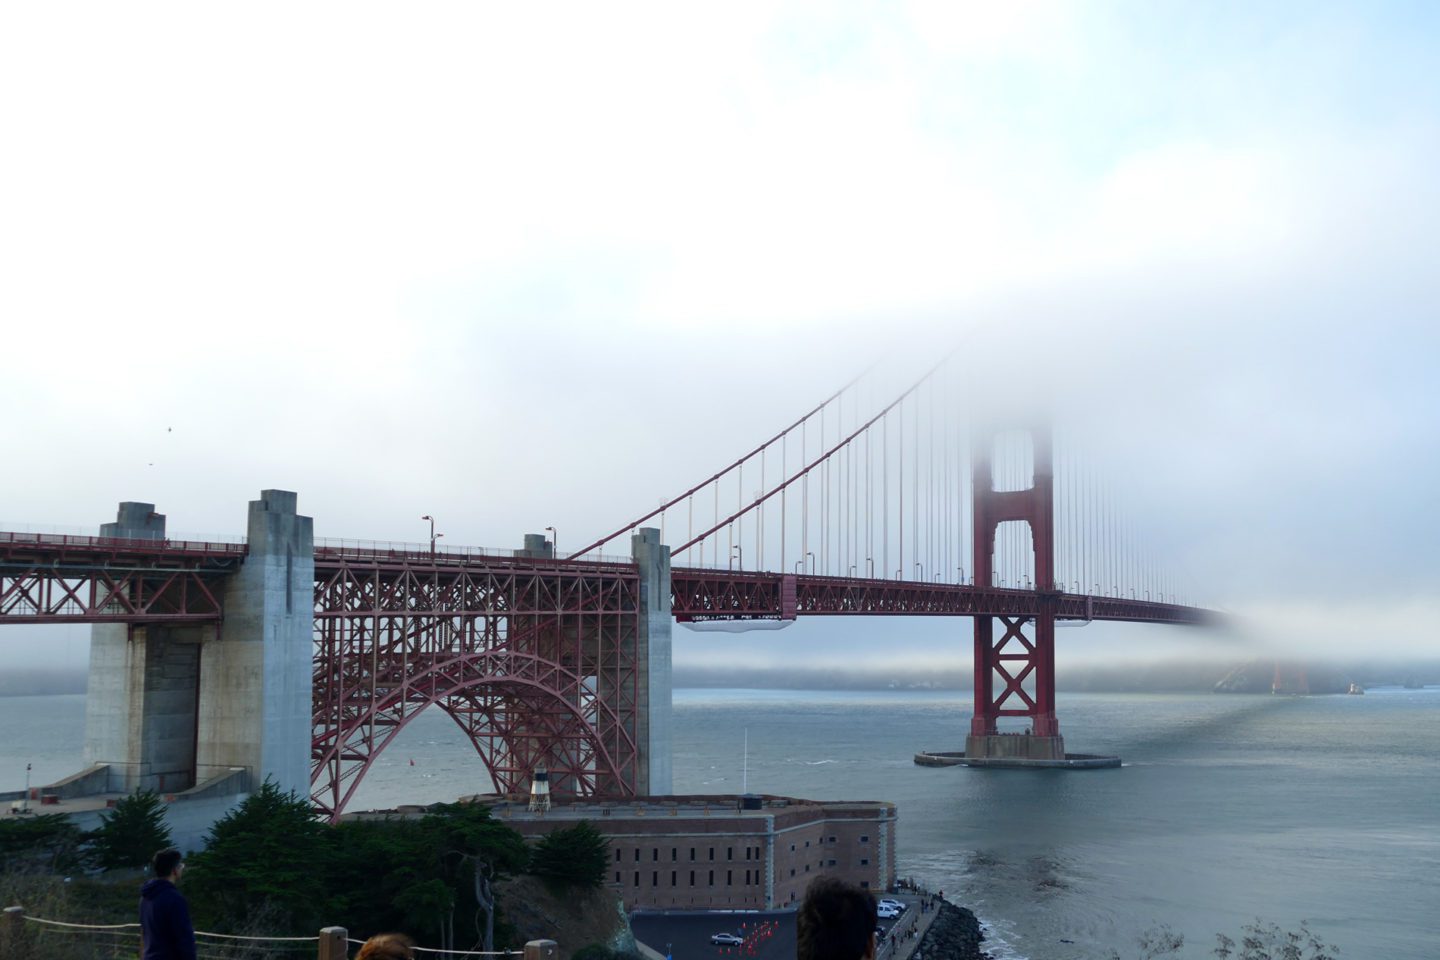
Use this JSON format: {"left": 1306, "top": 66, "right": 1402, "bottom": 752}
{"left": 421, "top": 515, "right": 442, "bottom": 557}
{"left": 806, "top": 551, "right": 815, "bottom": 574}
{"left": 732, "top": 544, "right": 743, "bottom": 571}
{"left": 544, "top": 526, "right": 558, "bottom": 560}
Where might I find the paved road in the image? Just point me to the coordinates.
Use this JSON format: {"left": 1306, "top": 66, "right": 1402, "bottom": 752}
{"left": 632, "top": 895, "right": 927, "bottom": 960}
{"left": 633, "top": 912, "right": 795, "bottom": 960}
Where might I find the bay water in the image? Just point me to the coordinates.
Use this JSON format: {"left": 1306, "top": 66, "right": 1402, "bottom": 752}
{"left": 2, "top": 688, "right": 1435, "bottom": 959}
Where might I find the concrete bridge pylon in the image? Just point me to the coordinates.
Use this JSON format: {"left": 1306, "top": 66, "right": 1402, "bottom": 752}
{"left": 81, "top": 491, "right": 313, "bottom": 801}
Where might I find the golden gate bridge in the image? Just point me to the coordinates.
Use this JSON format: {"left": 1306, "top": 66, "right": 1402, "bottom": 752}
{"left": 0, "top": 360, "right": 1217, "bottom": 819}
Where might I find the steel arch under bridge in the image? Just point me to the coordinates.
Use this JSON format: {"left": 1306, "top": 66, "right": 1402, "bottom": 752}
{"left": 310, "top": 548, "right": 642, "bottom": 820}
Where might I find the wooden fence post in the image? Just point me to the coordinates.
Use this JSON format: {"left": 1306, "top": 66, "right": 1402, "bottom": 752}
{"left": 318, "top": 925, "right": 348, "bottom": 960}
{"left": 525, "top": 939, "right": 558, "bottom": 960}
{"left": 3, "top": 906, "right": 26, "bottom": 958}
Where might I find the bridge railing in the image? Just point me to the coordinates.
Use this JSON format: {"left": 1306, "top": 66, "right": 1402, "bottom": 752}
{"left": 1, "top": 907, "right": 558, "bottom": 960}
{"left": 0, "top": 530, "right": 247, "bottom": 557}
{"left": 314, "top": 537, "right": 632, "bottom": 567}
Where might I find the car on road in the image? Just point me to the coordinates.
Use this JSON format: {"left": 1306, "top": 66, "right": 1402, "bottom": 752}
{"left": 877, "top": 905, "right": 901, "bottom": 919}
{"left": 710, "top": 933, "right": 744, "bottom": 946}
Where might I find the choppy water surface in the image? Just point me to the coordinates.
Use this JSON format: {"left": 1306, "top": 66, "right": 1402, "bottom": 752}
{"left": 3, "top": 688, "right": 1435, "bottom": 959}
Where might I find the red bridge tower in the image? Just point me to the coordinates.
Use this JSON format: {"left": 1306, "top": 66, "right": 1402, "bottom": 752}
{"left": 966, "top": 427, "right": 1066, "bottom": 762}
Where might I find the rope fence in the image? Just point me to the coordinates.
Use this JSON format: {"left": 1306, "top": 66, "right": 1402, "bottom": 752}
{"left": 2, "top": 906, "right": 558, "bottom": 960}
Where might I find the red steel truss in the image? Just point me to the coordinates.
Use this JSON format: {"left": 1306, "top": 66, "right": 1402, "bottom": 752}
{"left": 0, "top": 532, "right": 242, "bottom": 623}
{"left": 971, "top": 427, "right": 1058, "bottom": 738}
{"left": 311, "top": 548, "right": 642, "bottom": 820}
{"left": 671, "top": 569, "right": 1210, "bottom": 625}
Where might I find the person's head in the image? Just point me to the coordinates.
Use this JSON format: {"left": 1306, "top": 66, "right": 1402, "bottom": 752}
{"left": 151, "top": 848, "right": 184, "bottom": 882}
{"left": 797, "top": 876, "right": 878, "bottom": 960}
{"left": 355, "top": 933, "right": 416, "bottom": 960}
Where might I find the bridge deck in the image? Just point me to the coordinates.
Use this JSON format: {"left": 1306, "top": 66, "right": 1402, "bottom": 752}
{"left": 0, "top": 531, "right": 1214, "bottom": 627}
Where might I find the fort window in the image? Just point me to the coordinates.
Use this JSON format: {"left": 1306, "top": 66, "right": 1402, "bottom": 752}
{"left": 652, "top": 871, "right": 658, "bottom": 886}
{"left": 709, "top": 847, "right": 715, "bottom": 860}
{"left": 708, "top": 870, "right": 714, "bottom": 886}
{"left": 859, "top": 835, "right": 869, "bottom": 843}
{"left": 615, "top": 850, "right": 621, "bottom": 862}
{"left": 671, "top": 871, "right": 677, "bottom": 886}
{"left": 653, "top": 849, "right": 659, "bottom": 862}
{"left": 672, "top": 848, "right": 678, "bottom": 862}
{"left": 727, "top": 870, "right": 732, "bottom": 885}
{"left": 614, "top": 871, "right": 620, "bottom": 884}
{"left": 633, "top": 872, "right": 639, "bottom": 886}
{"left": 860, "top": 858, "right": 869, "bottom": 866}
{"left": 690, "top": 870, "right": 696, "bottom": 886}
{"left": 727, "top": 847, "right": 733, "bottom": 860}
{"left": 861, "top": 881, "right": 870, "bottom": 889}
{"left": 690, "top": 848, "right": 696, "bottom": 861}
{"left": 634, "top": 849, "right": 640, "bottom": 862}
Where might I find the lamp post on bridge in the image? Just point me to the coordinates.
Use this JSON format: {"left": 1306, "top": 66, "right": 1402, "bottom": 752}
{"left": 545, "top": 525, "right": 557, "bottom": 560}
{"left": 421, "top": 515, "right": 443, "bottom": 558}
{"left": 807, "top": 551, "right": 815, "bottom": 574}
{"left": 732, "top": 544, "right": 743, "bottom": 572}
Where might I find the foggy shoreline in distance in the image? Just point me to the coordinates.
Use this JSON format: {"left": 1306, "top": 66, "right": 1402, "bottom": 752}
{"left": 5, "top": 659, "right": 1436, "bottom": 698}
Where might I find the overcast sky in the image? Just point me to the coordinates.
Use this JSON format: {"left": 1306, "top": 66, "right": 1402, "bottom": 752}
{"left": 2, "top": 2, "right": 1437, "bottom": 672}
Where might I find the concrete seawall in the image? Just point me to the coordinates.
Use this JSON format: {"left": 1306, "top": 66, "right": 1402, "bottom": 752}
{"left": 915, "top": 750, "right": 1121, "bottom": 769}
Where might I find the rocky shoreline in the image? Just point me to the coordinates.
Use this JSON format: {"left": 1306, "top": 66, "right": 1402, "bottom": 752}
{"left": 912, "top": 899, "right": 989, "bottom": 960}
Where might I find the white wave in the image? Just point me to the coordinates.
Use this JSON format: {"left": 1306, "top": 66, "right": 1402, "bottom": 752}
{"left": 975, "top": 913, "right": 1030, "bottom": 960}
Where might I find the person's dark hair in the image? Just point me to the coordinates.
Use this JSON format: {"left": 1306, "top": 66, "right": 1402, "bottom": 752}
{"left": 797, "top": 876, "right": 878, "bottom": 960}
{"left": 355, "top": 933, "right": 416, "bottom": 960}
{"left": 151, "top": 848, "right": 183, "bottom": 879}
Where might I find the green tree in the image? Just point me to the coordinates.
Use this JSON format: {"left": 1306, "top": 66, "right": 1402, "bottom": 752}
{"left": 184, "top": 779, "right": 333, "bottom": 934}
{"left": 0, "top": 813, "right": 88, "bottom": 873}
{"left": 527, "top": 820, "right": 608, "bottom": 890}
{"left": 329, "top": 802, "right": 528, "bottom": 951}
{"left": 87, "top": 790, "right": 172, "bottom": 871}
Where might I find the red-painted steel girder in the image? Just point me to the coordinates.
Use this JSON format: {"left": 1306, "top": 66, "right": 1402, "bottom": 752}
{"left": 971, "top": 428, "right": 1059, "bottom": 737}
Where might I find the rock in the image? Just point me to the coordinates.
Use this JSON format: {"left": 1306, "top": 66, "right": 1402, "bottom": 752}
{"left": 913, "top": 899, "right": 989, "bottom": 960}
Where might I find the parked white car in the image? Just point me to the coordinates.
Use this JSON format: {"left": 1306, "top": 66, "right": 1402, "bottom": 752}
{"left": 877, "top": 905, "right": 901, "bottom": 919}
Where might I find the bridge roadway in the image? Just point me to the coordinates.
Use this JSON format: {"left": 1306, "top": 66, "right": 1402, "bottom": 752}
{"left": 0, "top": 530, "right": 1209, "bottom": 626}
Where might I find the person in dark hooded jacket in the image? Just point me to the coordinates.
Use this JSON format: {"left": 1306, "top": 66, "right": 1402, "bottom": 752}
{"left": 140, "top": 847, "right": 196, "bottom": 960}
